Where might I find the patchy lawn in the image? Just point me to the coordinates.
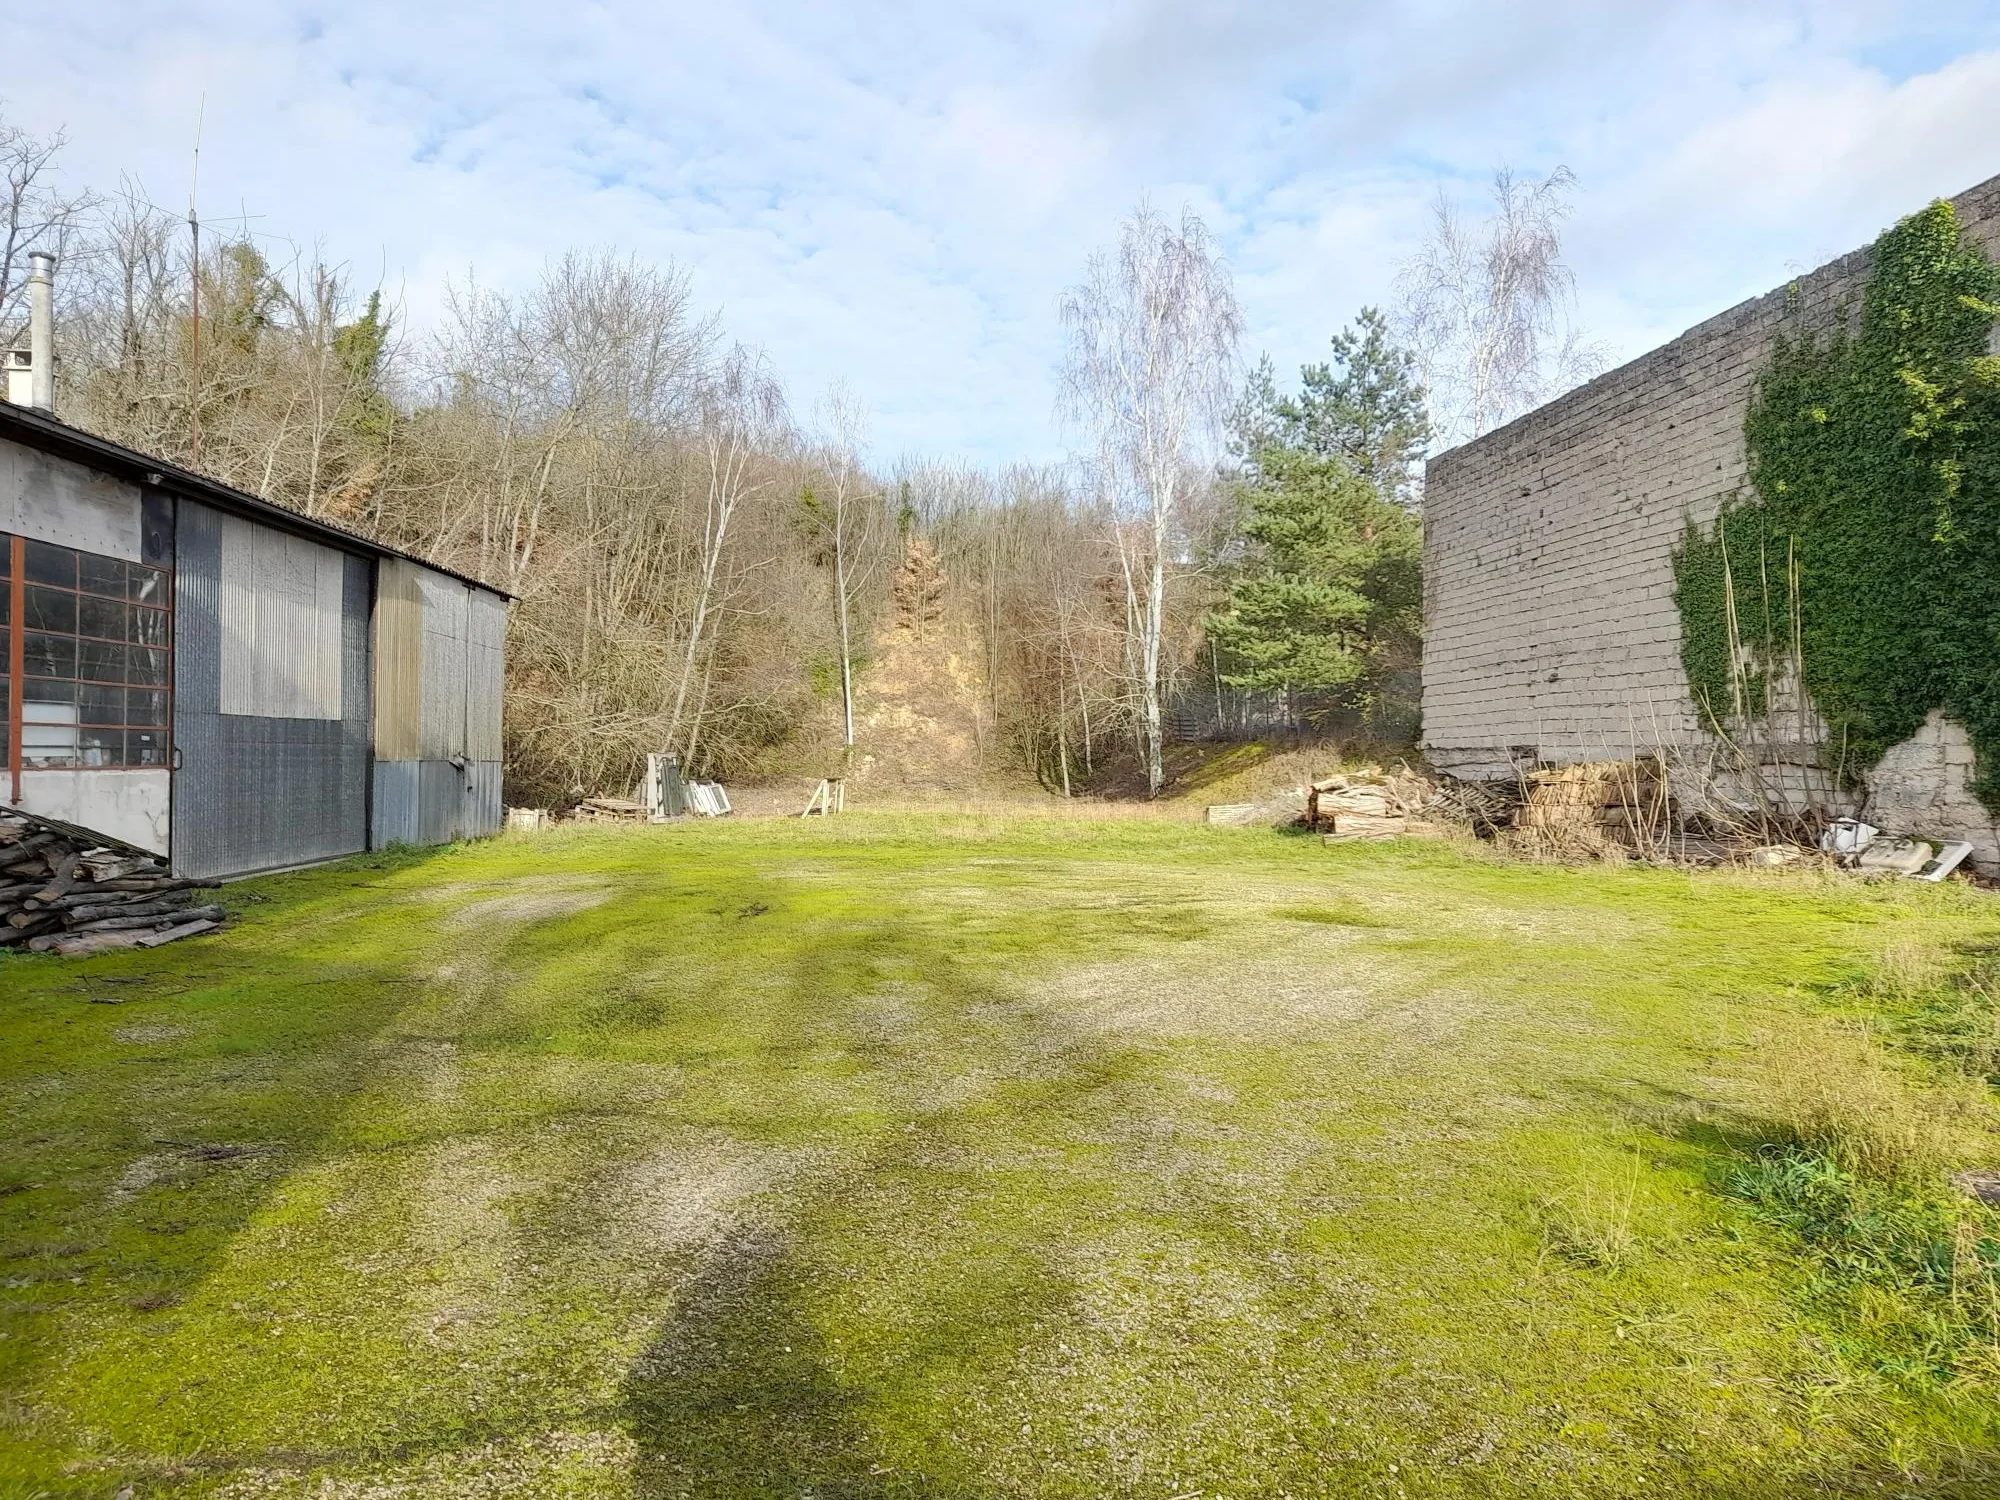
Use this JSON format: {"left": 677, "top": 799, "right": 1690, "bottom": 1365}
{"left": 3, "top": 816, "right": 2000, "bottom": 1498}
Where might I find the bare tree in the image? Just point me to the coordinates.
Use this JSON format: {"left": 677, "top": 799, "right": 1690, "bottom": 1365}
{"left": 0, "top": 118, "right": 96, "bottom": 350}
{"left": 667, "top": 344, "right": 789, "bottom": 758}
{"left": 1060, "top": 204, "right": 1241, "bottom": 796}
{"left": 802, "top": 387, "right": 889, "bottom": 751}
{"left": 1396, "top": 166, "right": 1607, "bottom": 445}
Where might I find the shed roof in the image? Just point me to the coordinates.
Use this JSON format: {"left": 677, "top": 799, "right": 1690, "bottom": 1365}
{"left": 0, "top": 401, "right": 512, "bottom": 600}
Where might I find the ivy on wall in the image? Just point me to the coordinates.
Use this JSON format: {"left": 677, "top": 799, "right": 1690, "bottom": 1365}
{"left": 1672, "top": 201, "right": 2000, "bottom": 810}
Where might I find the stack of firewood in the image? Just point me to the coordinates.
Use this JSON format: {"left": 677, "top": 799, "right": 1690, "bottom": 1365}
{"left": 0, "top": 815, "right": 224, "bottom": 956}
{"left": 1510, "top": 759, "right": 1672, "bottom": 858}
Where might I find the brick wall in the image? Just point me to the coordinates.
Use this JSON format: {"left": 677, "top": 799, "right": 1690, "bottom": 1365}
{"left": 1421, "top": 172, "right": 2000, "bottom": 861}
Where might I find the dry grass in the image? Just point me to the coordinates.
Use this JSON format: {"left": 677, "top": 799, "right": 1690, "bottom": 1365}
{"left": 1761, "top": 1021, "right": 1971, "bottom": 1182}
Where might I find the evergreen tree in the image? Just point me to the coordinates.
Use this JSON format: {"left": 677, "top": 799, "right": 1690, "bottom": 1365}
{"left": 1203, "top": 445, "right": 1421, "bottom": 720}
{"left": 1273, "top": 307, "right": 1430, "bottom": 504}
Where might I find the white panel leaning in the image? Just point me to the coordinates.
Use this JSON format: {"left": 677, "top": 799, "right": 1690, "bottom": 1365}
{"left": 218, "top": 514, "right": 345, "bottom": 720}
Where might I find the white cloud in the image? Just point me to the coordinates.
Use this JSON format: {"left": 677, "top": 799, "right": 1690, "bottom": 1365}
{"left": 0, "top": 1, "right": 1996, "bottom": 466}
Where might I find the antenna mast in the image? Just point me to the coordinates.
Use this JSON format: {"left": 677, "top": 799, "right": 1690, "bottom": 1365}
{"left": 188, "top": 94, "right": 204, "bottom": 467}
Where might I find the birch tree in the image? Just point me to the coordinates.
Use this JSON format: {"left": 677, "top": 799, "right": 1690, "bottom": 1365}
{"left": 1060, "top": 204, "right": 1241, "bottom": 796}
{"left": 667, "top": 344, "right": 788, "bottom": 757}
{"left": 1396, "top": 166, "right": 1606, "bottom": 445}
{"left": 801, "top": 388, "right": 888, "bottom": 751}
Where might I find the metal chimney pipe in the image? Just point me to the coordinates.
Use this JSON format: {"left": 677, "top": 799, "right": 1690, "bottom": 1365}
{"left": 26, "top": 250, "right": 54, "bottom": 412}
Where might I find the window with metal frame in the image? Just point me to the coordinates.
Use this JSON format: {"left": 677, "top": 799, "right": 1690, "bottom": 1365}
{"left": 3, "top": 531, "right": 172, "bottom": 771}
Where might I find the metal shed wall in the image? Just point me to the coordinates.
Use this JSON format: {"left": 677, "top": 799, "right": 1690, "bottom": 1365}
{"left": 370, "top": 563, "right": 504, "bottom": 849}
{"left": 172, "top": 499, "right": 373, "bottom": 878}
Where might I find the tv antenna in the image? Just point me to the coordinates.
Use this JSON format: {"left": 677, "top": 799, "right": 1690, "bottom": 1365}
{"left": 188, "top": 93, "right": 204, "bottom": 467}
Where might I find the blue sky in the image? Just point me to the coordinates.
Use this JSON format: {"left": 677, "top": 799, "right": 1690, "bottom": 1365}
{"left": 8, "top": 1, "right": 2000, "bottom": 466}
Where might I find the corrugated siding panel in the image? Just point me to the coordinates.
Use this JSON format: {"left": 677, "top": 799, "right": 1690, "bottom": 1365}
{"left": 173, "top": 500, "right": 371, "bottom": 879}
{"left": 466, "top": 590, "right": 507, "bottom": 762}
{"left": 467, "top": 760, "right": 502, "bottom": 838}
{"left": 218, "top": 513, "right": 345, "bottom": 720}
{"left": 170, "top": 502, "right": 224, "bottom": 880}
{"left": 418, "top": 569, "right": 468, "bottom": 761}
{"left": 373, "top": 557, "right": 423, "bottom": 760}
{"left": 417, "top": 759, "right": 466, "bottom": 844}
{"left": 372, "top": 758, "right": 420, "bottom": 846}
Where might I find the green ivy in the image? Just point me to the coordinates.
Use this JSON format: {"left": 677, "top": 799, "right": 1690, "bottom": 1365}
{"left": 1672, "top": 201, "right": 2000, "bottom": 810}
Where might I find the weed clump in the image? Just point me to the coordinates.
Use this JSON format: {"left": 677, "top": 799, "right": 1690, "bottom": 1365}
{"left": 1720, "top": 937, "right": 2000, "bottom": 1387}
{"left": 1726, "top": 1146, "right": 2000, "bottom": 1383}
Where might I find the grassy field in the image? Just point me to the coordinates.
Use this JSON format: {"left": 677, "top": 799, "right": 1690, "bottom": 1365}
{"left": 3, "top": 815, "right": 2000, "bottom": 1498}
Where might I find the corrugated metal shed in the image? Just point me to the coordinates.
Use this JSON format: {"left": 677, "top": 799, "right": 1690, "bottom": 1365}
{"left": 0, "top": 402, "right": 510, "bottom": 879}
{"left": 418, "top": 568, "right": 469, "bottom": 762}
{"left": 467, "top": 589, "right": 507, "bottom": 763}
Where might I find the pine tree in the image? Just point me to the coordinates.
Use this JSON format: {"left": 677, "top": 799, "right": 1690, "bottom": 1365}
{"left": 1203, "top": 446, "right": 1420, "bottom": 716}
{"left": 1273, "top": 308, "right": 1431, "bottom": 504}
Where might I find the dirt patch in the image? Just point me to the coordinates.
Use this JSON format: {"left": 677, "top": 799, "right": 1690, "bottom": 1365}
{"left": 211, "top": 1427, "right": 638, "bottom": 1498}
{"left": 605, "top": 1136, "right": 821, "bottom": 1259}
{"left": 1031, "top": 946, "right": 1379, "bottom": 1041}
{"left": 442, "top": 877, "right": 613, "bottom": 930}
{"left": 111, "top": 1024, "right": 189, "bottom": 1044}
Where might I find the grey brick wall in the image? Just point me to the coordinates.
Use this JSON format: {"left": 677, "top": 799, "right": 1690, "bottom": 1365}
{"left": 1422, "top": 172, "right": 2000, "bottom": 794}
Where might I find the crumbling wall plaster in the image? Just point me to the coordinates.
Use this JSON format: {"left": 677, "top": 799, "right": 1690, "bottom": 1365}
{"left": 1862, "top": 711, "right": 2000, "bottom": 874}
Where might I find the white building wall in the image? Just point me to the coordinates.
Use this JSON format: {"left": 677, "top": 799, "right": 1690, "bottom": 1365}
{"left": 15, "top": 769, "right": 170, "bottom": 854}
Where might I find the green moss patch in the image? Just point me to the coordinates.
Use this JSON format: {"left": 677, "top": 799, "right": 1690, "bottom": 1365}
{"left": 2, "top": 820, "right": 1999, "bottom": 1495}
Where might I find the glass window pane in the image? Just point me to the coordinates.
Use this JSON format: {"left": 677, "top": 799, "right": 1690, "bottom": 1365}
{"left": 23, "top": 540, "right": 74, "bottom": 588}
{"left": 21, "top": 699, "right": 77, "bottom": 766}
{"left": 131, "top": 606, "right": 169, "bottom": 648}
{"left": 78, "top": 728, "right": 122, "bottom": 767}
{"left": 79, "top": 684, "right": 124, "bottom": 724}
{"left": 78, "top": 555, "right": 126, "bottom": 598}
{"left": 129, "top": 564, "right": 166, "bottom": 605}
{"left": 22, "top": 682, "right": 76, "bottom": 719}
{"left": 23, "top": 632, "right": 75, "bottom": 679}
{"left": 77, "top": 593, "right": 126, "bottom": 642}
{"left": 78, "top": 640, "right": 127, "bottom": 683}
{"left": 0, "top": 585, "right": 9, "bottom": 625}
{"left": 128, "top": 730, "right": 166, "bottom": 766}
{"left": 0, "top": 534, "right": 10, "bottom": 576}
{"left": 126, "top": 689, "right": 167, "bottom": 727}
{"left": 25, "top": 587, "right": 76, "bottom": 633}
{"left": 127, "top": 647, "right": 166, "bottom": 686}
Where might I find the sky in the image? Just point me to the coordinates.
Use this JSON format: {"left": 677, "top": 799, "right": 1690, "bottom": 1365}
{"left": 5, "top": 1, "right": 2000, "bottom": 467}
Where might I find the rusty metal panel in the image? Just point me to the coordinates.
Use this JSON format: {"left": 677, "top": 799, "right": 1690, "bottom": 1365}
{"left": 418, "top": 568, "right": 468, "bottom": 761}
{"left": 465, "top": 589, "right": 506, "bottom": 762}
{"left": 218, "top": 512, "right": 344, "bottom": 720}
{"left": 373, "top": 557, "right": 422, "bottom": 760}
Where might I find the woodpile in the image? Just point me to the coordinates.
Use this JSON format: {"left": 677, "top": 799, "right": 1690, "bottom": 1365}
{"left": 0, "top": 814, "right": 223, "bottom": 956}
{"left": 1309, "top": 770, "right": 1444, "bottom": 842}
{"left": 571, "top": 796, "right": 647, "bottom": 825}
{"left": 1510, "top": 758, "right": 1671, "bottom": 858}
